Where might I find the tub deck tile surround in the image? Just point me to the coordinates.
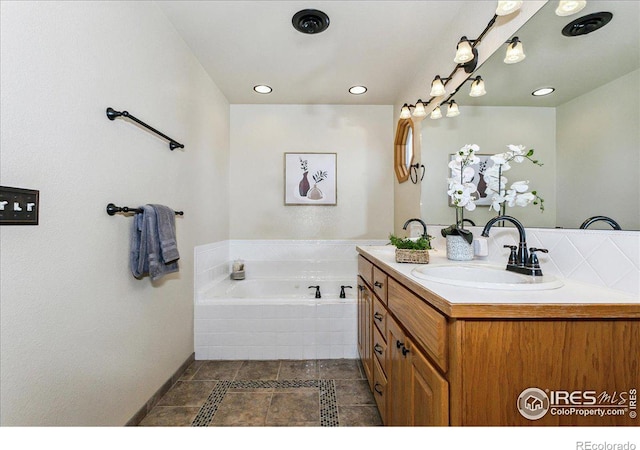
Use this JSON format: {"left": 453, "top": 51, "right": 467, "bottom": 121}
{"left": 139, "top": 359, "right": 381, "bottom": 427}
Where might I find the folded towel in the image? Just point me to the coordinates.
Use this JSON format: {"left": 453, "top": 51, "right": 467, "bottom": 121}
{"left": 130, "top": 204, "right": 179, "bottom": 281}
{"left": 151, "top": 204, "right": 180, "bottom": 264}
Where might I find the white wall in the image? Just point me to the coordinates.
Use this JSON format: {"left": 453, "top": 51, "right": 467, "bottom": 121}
{"left": 229, "top": 104, "right": 394, "bottom": 239}
{"left": 0, "top": 1, "right": 230, "bottom": 425}
{"left": 420, "top": 106, "right": 557, "bottom": 228}
{"left": 557, "top": 69, "right": 640, "bottom": 230}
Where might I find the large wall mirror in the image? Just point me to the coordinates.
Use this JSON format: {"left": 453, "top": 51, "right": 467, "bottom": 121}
{"left": 419, "top": 0, "right": 639, "bottom": 230}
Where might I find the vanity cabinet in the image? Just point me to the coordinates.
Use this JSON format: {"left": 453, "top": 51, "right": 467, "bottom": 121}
{"left": 357, "top": 253, "right": 639, "bottom": 427}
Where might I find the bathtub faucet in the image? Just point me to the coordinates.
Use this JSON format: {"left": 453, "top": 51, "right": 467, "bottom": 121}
{"left": 340, "top": 285, "right": 352, "bottom": 299}
{"left": 308, "top": 286, "right": 321, "bottom": 298}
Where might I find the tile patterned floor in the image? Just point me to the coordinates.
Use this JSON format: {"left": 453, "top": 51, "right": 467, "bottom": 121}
{"left": 139, "top": 359, "right": 382, "bottom": 427}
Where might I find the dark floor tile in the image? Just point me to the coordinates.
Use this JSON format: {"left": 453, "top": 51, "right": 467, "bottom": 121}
{"left": 178, "top": 361, "right": 204, "bottom": 381}
{"left": 318, "top": 359, "right": 363, "bottom": 380}
{"left": 338, "top": 405, "right": 383, "bottom": 426}
{"left": 157, "top": 380, "right": 217, "bottom": 407}
{"left": 278, "top": 359, "right": 318, "bottom": 380}
{"left": 266, "top": 391, "right": 320, "bottom": 425}
{"left": 139, "top": 406, "right": 201, "bottom": 426}
{"left": 236, "top": 360, "right": 281, "bottom": 380}
{"left": 334, "top": 379, "right": 375, "bottom": 406}
{"left": 192, "top": 360, "right": 243, "bottom": 380}
{"left": 209, "top": 392, "right": 271, "bottom": 426}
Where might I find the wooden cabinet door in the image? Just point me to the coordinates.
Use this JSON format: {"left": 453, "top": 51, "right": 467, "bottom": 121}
{"left": 357, "top": 278, "right": 373, "bottom": 388}
{"left": 387, "top": 315, "right": 449, "bottom": 426}
{"left": 407, "top": 340, "right": 449, "bottom": 426}
{"left": 387, "top": 316, "right": 410, "bottom": 426}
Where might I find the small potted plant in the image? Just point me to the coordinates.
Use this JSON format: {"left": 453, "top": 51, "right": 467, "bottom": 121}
{"left": 389, "top": 234, "right": 432, "bottom": 264}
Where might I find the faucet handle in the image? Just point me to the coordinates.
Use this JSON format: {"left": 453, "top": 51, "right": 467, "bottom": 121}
{"left": 503, "top": 245, "right": 518, "bottom": 265}
{"left": 527, "top": 248, "right": 548, "bottom": 269}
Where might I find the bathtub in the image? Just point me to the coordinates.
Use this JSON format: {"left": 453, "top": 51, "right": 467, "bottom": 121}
{"left": 194, "top": 239, "right": 386, "bottom": 360}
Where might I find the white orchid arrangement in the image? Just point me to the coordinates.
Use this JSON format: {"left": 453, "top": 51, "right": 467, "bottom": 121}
{"left": 483, "top": 144, "right": 544, "bottom": 214}
{"left": 442, "top": 144, "right": 480, "bottom": 244}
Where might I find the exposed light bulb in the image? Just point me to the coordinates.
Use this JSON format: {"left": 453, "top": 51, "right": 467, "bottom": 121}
{"left": 446, "top": 101, "right": 460, "bottom": 117}
{"left": 429, "top": 76, "right": 447, "bottom": 97}
{"left": 555, "top": 1, "right": 587, "bottom": 16}
{"left": 469, "top": 77, "right": 486, "bottom": 97}
{"left": 412, "top": 100, "right": 427, "bottom": 118}
{"left": 454, "top": 37, "right": 474, "bottom": 64}
{"left": 496, "top": 1, "right": 523, "bottom": 16}
{"left": 430, "top": 105, "right": 442, "bottom": 119}
{"left": 504, "top": 38, "right": 526, "bottom": 64}
{"left": 400, "top": 104, "right": 412, "bottom": 119}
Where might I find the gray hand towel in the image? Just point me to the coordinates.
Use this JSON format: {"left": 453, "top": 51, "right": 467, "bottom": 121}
{"left": 130, "top": 205, "right": 179, "bottom": 281}
{"left": 150, "top": 204, "right": 180, "bottom": 263}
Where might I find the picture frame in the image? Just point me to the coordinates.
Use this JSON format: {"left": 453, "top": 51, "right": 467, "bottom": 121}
{"left": 284, "top": 152, "right": 337, "bottom": 205}
{"left": 448, "top": 153, "right": 492, "bottom": 207}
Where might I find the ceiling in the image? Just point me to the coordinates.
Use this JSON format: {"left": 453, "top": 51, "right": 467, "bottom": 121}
{"left": 460, "top": 0, "right": 640, "bottom": 107}
{"left": 156, "top": 1, "right": 478, "bottom": 105}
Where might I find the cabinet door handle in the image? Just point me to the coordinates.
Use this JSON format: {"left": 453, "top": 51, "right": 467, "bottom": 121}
{"left": 374, "top": 312, "right": 383, "bottom": 321}
{"left": 358, "top": 284, "right": 365, "bottom": 292}
{"left": 396, "top": 340, "right": 404, "bottom": 349}
{"left": 374, "top": 281, "right": 383, "bottom": 288}
{"left": 374, "top": 344, "right": 383, "bottom": 355}
{"left": 402, "top": 346, "right": 410, "bottom": 357}
{"left": 374, "top": 383, "right": 384, "bottom": 395}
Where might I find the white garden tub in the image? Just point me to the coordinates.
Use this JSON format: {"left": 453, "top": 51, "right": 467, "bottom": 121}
{"left": 194, "top": 239, "right": 386, "bottom": 360}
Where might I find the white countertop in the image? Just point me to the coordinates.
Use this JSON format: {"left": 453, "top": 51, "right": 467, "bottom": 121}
{"left": 358, "top": 245, "right": 639, "bottom": 306}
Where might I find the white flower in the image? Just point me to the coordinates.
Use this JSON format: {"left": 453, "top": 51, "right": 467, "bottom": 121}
{"left": 514, "top": 192, "right": 535, "bottom": 207}
{"left": 510, "top": 180, "right": 530, "bottom": 193}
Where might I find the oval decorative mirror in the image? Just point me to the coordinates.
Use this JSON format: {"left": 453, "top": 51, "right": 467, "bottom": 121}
{"left": 394, "top": 118, "right": 414, "bottom": 183}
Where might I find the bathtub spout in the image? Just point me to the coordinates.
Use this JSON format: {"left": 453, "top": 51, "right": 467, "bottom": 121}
{"left": 308, "top": 285, "right": 321, "bottom": 298}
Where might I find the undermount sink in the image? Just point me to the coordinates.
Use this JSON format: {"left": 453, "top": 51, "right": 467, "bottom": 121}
{"left": 410, "top": 263, "right": 564, "bottom": 291}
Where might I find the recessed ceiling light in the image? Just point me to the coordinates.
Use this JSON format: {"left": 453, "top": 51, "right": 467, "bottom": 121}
{"left": 532, "top": 87, "right": 555, "bottom": 96}
{"left": 253, "top": 85, "right": 272, "bottom": 94}
{"left": 349, "top": 85, "right": 367, "bottom": 95}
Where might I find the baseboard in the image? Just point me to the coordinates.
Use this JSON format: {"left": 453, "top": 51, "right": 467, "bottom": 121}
{"left": 126, "top": 352, "right": 196, "bottom": 426}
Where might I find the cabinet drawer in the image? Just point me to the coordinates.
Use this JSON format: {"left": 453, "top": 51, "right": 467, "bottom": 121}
{"left": 358, "top": 255, "right": 373, "bottom": 288}
{"left": 372, "top": 295, "right": 387, "bottom": 337}
{"left": 372, "top": 357, "right": 387, "bottom": 424}
{"left": 373, "top": 266, "right": 388, "bottom": 304}
{"left": 387, "top": 278, "right": 448, "bottom": 372}
{"left": 373, "top": 325, "right": 387, "bottom": 375}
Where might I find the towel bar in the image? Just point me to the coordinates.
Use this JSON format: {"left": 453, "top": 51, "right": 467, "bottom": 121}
{"left": 106, "top": 107, "right": 184, "bottom": 151}
{"left": 106, "top": 203, "right": 183, "bottom": 216}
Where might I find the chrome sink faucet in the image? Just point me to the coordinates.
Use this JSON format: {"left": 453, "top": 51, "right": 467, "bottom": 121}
{"left": 481, "top": 215, "right": 547, "bottom": 276}
{"left": 403, "top": 218, "right": 428, "bottom": 239}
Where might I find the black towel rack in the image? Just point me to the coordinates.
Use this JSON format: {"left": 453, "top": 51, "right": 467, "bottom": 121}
{"left": 106, "top": 203, "right": 184, "bottom": 216}
{"left": 106, "top": 107, "right": 185, "bottom": 151}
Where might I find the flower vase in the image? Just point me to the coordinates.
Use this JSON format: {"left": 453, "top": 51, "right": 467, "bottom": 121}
{"left": 446, "top": 235, "right": 474, "bottom": 261}
{"left": 307, "top": 183, "right": 323, "bottom": 200}
{"left": 298, "top": 172, "right": 310, "bottom": 197}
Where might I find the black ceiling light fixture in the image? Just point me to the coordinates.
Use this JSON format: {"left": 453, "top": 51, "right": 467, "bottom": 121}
{"left": 562, "top": 12, "right": 613, "bottom": 37}
{"left": 292, "top": 9, "right": 330, "bottom": 34}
